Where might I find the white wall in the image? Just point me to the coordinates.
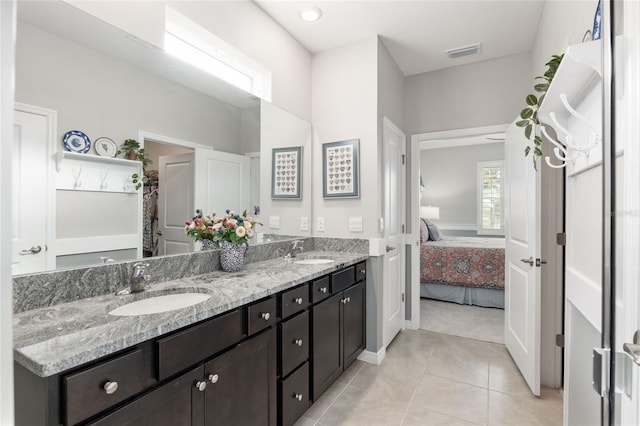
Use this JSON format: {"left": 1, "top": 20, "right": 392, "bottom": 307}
{"left": 404, "top": 52, "right": 532, "bottom": 136}
{"left": 421, "top": 143, "right": 504, "bottom": 230}
{"left": 16, "top": 22, "right": 245, "bottom": 155}
{"left": 66, "top": 0, "right": 312, "bottom": 121}
{"left": 311, "top": 37, "right": 379, "bottom": 239}
{"left": 0, "top": 1, "right": 14, "bottom": 423}
{"left": 531, "top": 0, "right": 598, "bottom": 390}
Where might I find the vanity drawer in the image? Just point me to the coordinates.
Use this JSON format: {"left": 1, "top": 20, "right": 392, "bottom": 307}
{"left": 280, "top": 362, "right": 311, "bottom": 426}
{"left": 355, "top": 261, "right": 366, "bottom": 282}
{"left": 311, "top": 277, "right": 330, "bottom": 304}
{"left": 63, "top": 346, "right": 156, "bottom": 426}
{"left": 281, "top": 284, "right": 309, "bottom": 319}
{"left": 331, "top": 266, "right": 355, "bottom": 293}
{"left": 247, "top": 296, "right": 277, "bottom": 336}
{"left": 280, "top": 310, "right": 309, "bottom": 376}
{"left": 156, "top": 309, "right": 244, "bottom": 381}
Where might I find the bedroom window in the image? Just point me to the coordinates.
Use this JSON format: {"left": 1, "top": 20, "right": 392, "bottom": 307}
{"left": 477, "top": 161, "right": 504, "bottom": 235}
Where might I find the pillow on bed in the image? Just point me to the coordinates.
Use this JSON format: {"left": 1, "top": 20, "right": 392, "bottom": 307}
{"left": 420, "top": 218, "right": 429, "bottom": 242}
{"left": 426, "top": 220, "right": 442, "bottom": 241}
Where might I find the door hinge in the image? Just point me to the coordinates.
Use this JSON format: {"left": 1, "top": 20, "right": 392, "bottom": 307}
{"left": 401, "top": 224, "right": 405, "bottom": 233}
{"left": 593, "top": 348, "right": 609, "bottom": 397}
{"left": 556, "top": 232, "right": 566, "bottom": 246}
{"left": 401, "top": 154, "right": 406, "bottom": 165}
{"left": 593, "top": 347, "right": 636, "bottom": 399}
{"left": 402, "top": 293, "right": 405, "bottom": 302}
{"left": 556, "top": 334, "right": 565, "bottom": 347}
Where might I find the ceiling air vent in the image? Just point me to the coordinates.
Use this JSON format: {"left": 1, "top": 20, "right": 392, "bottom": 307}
{"left": 445, "top": 43, "right": 482, "bottom": 59}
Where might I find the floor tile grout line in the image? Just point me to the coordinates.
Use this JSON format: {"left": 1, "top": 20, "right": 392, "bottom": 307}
{"left": 312, "top": 361, "right": 365, "bottom": 424}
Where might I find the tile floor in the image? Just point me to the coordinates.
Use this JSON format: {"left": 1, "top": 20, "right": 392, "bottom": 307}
{"left": 295, "top": 330, "right": 563, "bottom": 426}
{"left": 420, "top": 299, "right": 505, "bottom": 344}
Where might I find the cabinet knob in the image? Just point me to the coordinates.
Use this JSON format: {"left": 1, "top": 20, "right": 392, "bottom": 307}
{"left": 341, "top": 297, "right": 351, "bottom": 304}
{"left": 103, "top": 381, "right": 118, "bottom": 395}
{"left": 195, "top": 381, "right": 207, "bottom": 392}
{"left": 292, "top": 393, "right": 303, "bottom": 401}
{"left": 360, "top": 269, "right": 366, "bottom": 276}
{"left": 319, "top": 287, "right": 328, "bottom": 294}
{"left": 294, "top": 297, "right": 304, "bottom": 305}
{"left": 208, "top": 374, "right": 219, "bottom": 384}
{"left": 346, "top": 297, "right": 351, "bottom": 303}
{"left": 260, "top": 312, "right": 271, "bottom": 321}
{"left": 294, "top": 339, "right": 303, "bottom": 347}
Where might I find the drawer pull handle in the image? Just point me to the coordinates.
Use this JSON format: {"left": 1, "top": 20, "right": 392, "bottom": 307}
{"left": 294, "top": 297, "right": 304, "bottom": 305}
{"left": 294, "top": 339, "right": 303, "bottom": 347}
{"left": 319, "top": 287, "right": 328, "bottom": 294}
{"left": 195, "top": 381, "right": 207, "bottom": 392}
{"left": 208, "top": 374, "right": 219, "bottom": 384}
{"left": 261, "top": 312, "right": 271, "bottom": 321}
{"left": 103, "top": 381, "right": 118, "bottom": 395}
{"left": 292, "top": 393, "right": 303, "bottom": 401}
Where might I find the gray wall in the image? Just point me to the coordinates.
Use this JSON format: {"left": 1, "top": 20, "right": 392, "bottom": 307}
{"left": 404, "top": 52, "right": 532, "bottom": 136}
{"left": 421, "top": 143, "right": 504, "bottom": 230}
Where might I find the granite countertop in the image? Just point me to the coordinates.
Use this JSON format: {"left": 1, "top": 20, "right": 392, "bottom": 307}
{"left": 14, "top": 251, "right": 368, "bottom": 377}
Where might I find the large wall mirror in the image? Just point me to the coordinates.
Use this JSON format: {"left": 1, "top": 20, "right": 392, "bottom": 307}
{"left": 13, "top": 1, "right": 311, "bottom": 275}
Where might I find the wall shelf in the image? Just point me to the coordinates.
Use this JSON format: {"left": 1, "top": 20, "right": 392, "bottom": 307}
{"left": 55, "top": 151, "right": 140, "bottom": 173}
{"left": 54, "top": 151, "right": 142, "bottom": 193}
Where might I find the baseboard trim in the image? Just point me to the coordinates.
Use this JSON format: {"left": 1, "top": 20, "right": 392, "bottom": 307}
{"left": 357, "top": 347, "right": 386, "bottom": 365}
{"left": 405, "top": 320, "right": 419, "bottom": 330}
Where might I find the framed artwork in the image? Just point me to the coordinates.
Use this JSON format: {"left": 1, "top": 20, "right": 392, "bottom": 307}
{"left": 271, "top": 146, "right": 302, "bottom": 199}
{"left": 322, "top": 139, "right": 359, "bottom": 199}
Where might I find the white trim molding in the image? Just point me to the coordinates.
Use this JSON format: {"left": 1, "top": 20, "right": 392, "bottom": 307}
{"left": 357, "top": 347, "right": 386, "bottom": 365}
{"left": 416, "top": 123, "right": 509, "bottom": 150}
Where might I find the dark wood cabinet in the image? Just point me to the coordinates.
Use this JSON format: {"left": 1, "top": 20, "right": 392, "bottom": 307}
{"left": 311, "top": 263, "right": 366, "bottom": 401}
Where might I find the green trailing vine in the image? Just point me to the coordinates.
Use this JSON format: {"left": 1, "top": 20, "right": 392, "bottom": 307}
{"left": 516, "top": 53, "right": 564, "bottom": 170}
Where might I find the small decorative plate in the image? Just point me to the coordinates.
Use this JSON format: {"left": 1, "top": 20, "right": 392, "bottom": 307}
{"left": 94, "top": 137, "right": 117, "bottom": 157}
{"left": 63, "top": 130, "right": 91, "bottom": 154}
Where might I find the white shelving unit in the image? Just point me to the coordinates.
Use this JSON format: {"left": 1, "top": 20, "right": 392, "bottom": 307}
{"left": 538, "top": 40, "right": 603, "bottom": 174}
{"left": 55, "top": 151, "right": 142, "bottom": 193}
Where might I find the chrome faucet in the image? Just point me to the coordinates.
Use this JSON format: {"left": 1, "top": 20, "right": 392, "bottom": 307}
{"left": 116, "top": 262, "right": 151, "bottom": 295}
{"left": 285, "top": 240, "right": 305, "bottom": 259}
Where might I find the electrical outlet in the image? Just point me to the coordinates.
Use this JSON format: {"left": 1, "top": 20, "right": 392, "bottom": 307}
{"left": 300, "top": 217, "right": 309, "bottom": 231}
{"left": 317, "top": 217, "right": 325, "bottom": 232}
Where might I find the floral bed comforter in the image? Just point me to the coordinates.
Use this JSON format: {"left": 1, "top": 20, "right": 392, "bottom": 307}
{"left": 420, "top": 237, "right": 505, "bottom": 289}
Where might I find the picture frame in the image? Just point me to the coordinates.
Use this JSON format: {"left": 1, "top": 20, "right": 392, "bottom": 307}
{"left": 322, "top": 139, "right": 360, "bottom": 199}
{"left": 271, "top": 146, "right": 302, "bottom": 199}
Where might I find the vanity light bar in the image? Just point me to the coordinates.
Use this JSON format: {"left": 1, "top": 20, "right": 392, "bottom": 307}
{"left": 445, "top": 43, "right": 482, "bottom": 59}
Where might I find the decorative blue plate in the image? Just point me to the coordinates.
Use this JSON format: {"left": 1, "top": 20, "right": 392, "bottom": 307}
{"left": 94, "top": 137, "right": 117, "bottom": 157}
{"left": 63, "top": 130, "right": 91, "bottom": 154}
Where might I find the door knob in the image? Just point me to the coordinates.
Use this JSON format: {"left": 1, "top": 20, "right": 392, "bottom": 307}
{"left": 157, "top": 231, "right": 163, "bottom": 236}
{"left": 19, "top": 245, "right": 42, "bottom": 255}
{"left": 386, "top": 245, "right": 395, "bottom": 252}
{"left": 624, "top": 330, "right": 640, "bottom": 366}
{"left": 520, "top": 257, "right": 534, "bottom": 266}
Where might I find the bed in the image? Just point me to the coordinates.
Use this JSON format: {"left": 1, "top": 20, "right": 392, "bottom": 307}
{"left": 420, "top": 235, "right": 505, "bottom": 309}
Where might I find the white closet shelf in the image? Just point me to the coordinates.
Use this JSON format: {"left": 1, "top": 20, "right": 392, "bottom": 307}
{"left": 538, "top": 40, "right": 602, "bottom": 122}
{"left": 55, "top": 151, "right": 141, "bottom": 172}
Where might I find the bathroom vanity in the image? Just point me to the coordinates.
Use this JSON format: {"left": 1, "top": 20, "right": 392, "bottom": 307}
{"left": 13, "top": 252, "right": 367, "bottom": 426}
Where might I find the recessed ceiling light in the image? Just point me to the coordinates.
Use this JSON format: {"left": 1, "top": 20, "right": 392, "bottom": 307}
{"left": 299, "top": 6, "right": 322, "bottom": 22}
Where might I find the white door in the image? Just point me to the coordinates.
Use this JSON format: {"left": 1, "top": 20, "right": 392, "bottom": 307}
{"left": 158, "top": 153, "right": 195, "bottom": 255}
{"left": 12, "top": 107, "right": 54, "bottom": 274}
{"left": 194, "top": 147, "right": 251, "bottom": 217}
{"left": 382, "top": 117, "right": 406, "bottom": 347}
{"left": 504, "top": 120, "right": 541, "bottom": 396}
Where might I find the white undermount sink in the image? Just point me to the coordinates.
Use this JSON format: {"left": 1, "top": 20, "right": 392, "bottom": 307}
{"left": 109, "top": 293, "right": 211, "bottom": 316}
{"left": 293, "top": 258, "right": 335, "bottom": 265}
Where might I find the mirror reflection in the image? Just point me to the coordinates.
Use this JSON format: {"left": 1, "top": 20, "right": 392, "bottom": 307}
{"left": 13, "top": 1, "right": 311, "bottom": 275}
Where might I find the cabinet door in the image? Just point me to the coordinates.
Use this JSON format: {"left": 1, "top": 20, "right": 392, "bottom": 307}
{"left": 343, "top": 281, "right": 365, "bottom": 368}
{"left": 203, "top": 328, "right": 276, "bottom": 426}
{"left": 311, "top": 292, "right": 343, "bottom": 400}
{"left": 88, "top": 366, "right": 204, "bottom": 426}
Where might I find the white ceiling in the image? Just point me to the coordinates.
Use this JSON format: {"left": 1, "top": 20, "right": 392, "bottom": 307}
{"left": 254, "top": 0, "right": 545, "bottom": 76}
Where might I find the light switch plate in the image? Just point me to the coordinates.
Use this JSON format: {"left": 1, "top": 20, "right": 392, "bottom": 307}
{"left": 349, "top": 217, "right": 363, "bottom": 232}
{"left": 269, "top": 216, "right": 280, "bottom": 229}
{"left": 317, "top": 217, "right": 325, "bottom": 232}
{"left": 300, "top": 217, "right": 309, "bottom": 231}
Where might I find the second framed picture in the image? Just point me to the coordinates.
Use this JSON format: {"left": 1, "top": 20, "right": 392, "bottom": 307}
{"left": 322, "top": 138, "right": 359, "bottom": 199}
{"left": 271, "top": 146, "right": 302, "bottom": 199}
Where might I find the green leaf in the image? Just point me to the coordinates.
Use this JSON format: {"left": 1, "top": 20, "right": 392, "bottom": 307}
{"left": 534, "top": 147, "right": 543, "bottom": 156}
{"left": 534, "top": 83, "right": 549, "bottom": 92}
{"left": 526, "top": 94, "right": 538, "bottom": 106}
{"left": 537, "top": 94, "right": 546, "bottom": 106}
{"left": 524, "top": 146, "right": 531, "bottom": 156}
{"left": 520, "top": 108, "right": 534, "bottom": 119}
{"left": 525, "top": 124, "right": 532, "bottom": 139}
{"left": 534, "top": 136, "right": 542, "bottom": 145}
{"left": 533, "top": 157, "right": 538, "bottom": 171}
{"left": 516, "top": 120, "right": 529, "bottom": 127}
